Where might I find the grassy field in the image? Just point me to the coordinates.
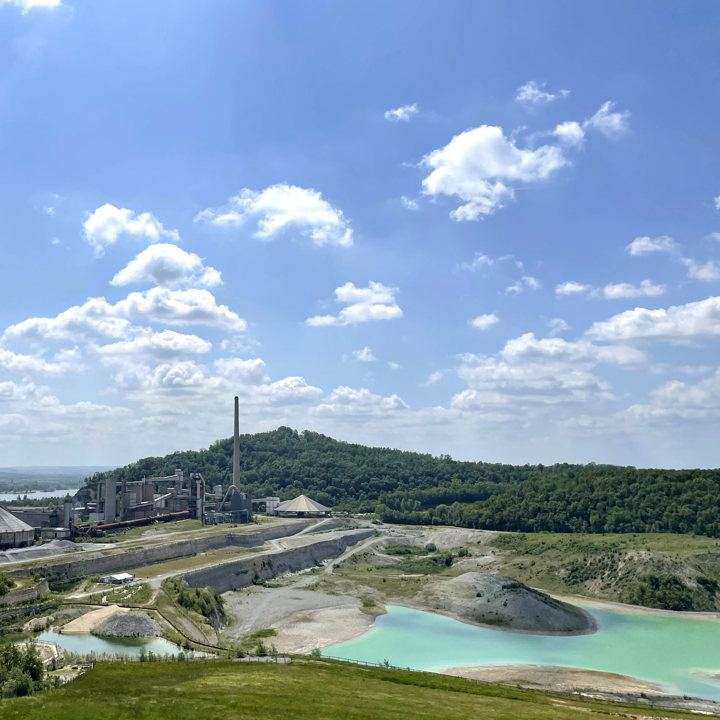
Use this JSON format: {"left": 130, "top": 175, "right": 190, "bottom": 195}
{"left": 2, "top": 659, "right": 714, "bottom": 720}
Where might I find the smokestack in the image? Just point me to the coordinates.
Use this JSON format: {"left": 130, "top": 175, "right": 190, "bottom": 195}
{"left": 233, "top": 395, "right": 240, "bottom": 490}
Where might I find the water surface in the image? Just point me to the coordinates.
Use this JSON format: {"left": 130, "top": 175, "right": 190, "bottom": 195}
{"left": 36, "top": 630, "right": 189, "bottom": 658}
{"left": 325, "top": 605, "right": 720, "bottom": 701}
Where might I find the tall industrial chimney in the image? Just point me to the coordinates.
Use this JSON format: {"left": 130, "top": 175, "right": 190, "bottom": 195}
{"left": 232, "top": 395, "right": 240, "bottom": 490}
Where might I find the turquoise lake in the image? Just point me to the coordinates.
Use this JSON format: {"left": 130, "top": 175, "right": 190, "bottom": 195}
{"left": 324, "top": 605, "right": 720, "bottom": 701}
{"left": 35, "top": 631, "right": 190, "bottom": 658}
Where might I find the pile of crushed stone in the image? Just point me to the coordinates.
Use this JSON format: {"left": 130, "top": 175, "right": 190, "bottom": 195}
{"left": 94, "top": 611, "right": 161, "bottom": 638}
{"left": 420, "top": 572, "right": 596, "bottom": 635}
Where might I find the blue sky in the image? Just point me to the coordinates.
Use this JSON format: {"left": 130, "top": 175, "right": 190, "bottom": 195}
{"left": 2, "top": 0, "right": 720, "bottom": 468}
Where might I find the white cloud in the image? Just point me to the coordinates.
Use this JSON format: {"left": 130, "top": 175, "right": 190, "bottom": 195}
{"left": 515, "top": 81, "right": 569, "bottom": 106}
{"left": 587, "top": 296, "right": 720, "bottom": 342}
{"left": 111, "top": 244, "right": 222, "bottom": 288}
{"left": 400, "top": 196, "right": 419, "bottom": 211}
{"left": 424, "top": 371, "right": 446, "bottom": 386}
{"left": 584, "top": 101, "right": 630, "bottom": 137}
{"left": 554, "top": 121, "right": 585, "bottom": 146}
{"left": 421, "top": 125, "right": 568, "bottom": 220}
{"left": 0, "top": 347, "right": 81, "bottom": 375}
{"left": 556, "top": 281, "right": 591, "bottom": 296}
{"left": 83, "top": 204, "right": 180, "bottom": 257}
{"left": 388, "top": 361, "right": 402, "bottom": 370}
{"left": 714, "top": 195, "right": 720, "bottom": 211}
{"left": 556, "top": 278, "right": 664, "bottom": 300}
{"left": 3, "top": 298, "right": 132, "bottom": 342}
{"left": 506, "top": 276, "right": 540, "bottom": 295}
{"left": 626, "top": 235, "right": 678, "bottom": 256}
{"left": 452, "top": 333, "right": 643, "bottom": 412}
{"left": 115, "top": 288, "right": 246, "bottom": 331}
{"left": 547, "top": 318, "right": 569, "bottom": 336}
{"left": 214, "top": 358, "right": 267, "bottom": 386}
{"left": 384, "top": 103, "right": 419, "bottom": 122}
{"left": 601, "top": 280, "right": 665, "bottom": 299}
{"left": 313, "top": 386, "right": 409, "bottom": 416}
{"left": 306, "top": 281, "right": 402, "bottom": 327}
{"left": 681, "top": 258, "right": 720, "bottom": 282}
{"left": 0, "top": 0, "right": 62, "bottom": 13}
{"left": 353, "top": 347, "right": 377, "bottom": 362}
{"left": 195, "top": 184, "right": 352, "bottom": 247}
{"left": 3, "top": 288, "right": 245, "bottom": 343}
{"left": 470, "top": 313, "right": 499, "bottom": 330}
{"left": 96, "top": 330, "right": 212, "bottom": 364}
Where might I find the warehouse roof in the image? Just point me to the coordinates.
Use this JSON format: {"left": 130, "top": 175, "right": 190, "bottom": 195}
{"left": 275, "top": 495, "right": 330, "bottom": 514}
{"left": 0, "top": 505, "right": 34, "bottom": 534}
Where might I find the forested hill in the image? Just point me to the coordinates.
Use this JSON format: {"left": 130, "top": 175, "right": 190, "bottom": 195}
{"left": 86, "top": 427, "right": 720, "bottom": 537}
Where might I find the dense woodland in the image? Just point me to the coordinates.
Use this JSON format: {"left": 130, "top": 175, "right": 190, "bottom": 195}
{"left": 86, "top": 427, "right": 720, "bottom": 538}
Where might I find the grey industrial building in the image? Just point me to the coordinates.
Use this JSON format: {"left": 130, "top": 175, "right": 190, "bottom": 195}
{"left": 0, "top": 505, "right": 35, "bottom": 549}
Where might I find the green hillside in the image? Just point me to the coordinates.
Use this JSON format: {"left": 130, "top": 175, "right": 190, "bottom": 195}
{"left": 2, "top": 660, "right": 712, "bottom": 720}
{"left": 86, "top": 427, "right": 720, "bottom": 537}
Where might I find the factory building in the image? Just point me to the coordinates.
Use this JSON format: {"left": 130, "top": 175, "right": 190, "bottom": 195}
{"left": 0, "top": 505, "right": 35, "bottom": 549}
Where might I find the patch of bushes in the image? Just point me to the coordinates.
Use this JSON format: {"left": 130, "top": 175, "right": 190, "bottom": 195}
{"left": 0, "top": 573, "right": 16, "bottom": 596}
{"left": 620, "top": 574, "right": 694, "bottom": 611}
{"left": 163, "top": 578, "right": 225, "bottom": 628}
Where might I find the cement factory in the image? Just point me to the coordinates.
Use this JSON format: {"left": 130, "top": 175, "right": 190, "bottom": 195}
{"left": 0, "top": 396, "right": 330, "bottom": 549}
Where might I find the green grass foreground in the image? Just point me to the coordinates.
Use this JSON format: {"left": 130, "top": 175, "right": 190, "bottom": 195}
{"left": 1, "top": 659, "right": 714, "bottom": 720}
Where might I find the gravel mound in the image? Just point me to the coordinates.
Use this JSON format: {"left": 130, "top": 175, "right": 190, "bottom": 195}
{"left": 95, "top": 611, "right": 161, "bottom": 638}
{"left": 420, "top": 572, "right": 596, "bottom": 635}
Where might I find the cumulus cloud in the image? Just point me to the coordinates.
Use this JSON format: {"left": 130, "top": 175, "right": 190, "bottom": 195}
{"left": 421, "top": 98, "right": 629, "bottom": 221}
{"left": 681, "top": 258, "right": 720, "bottom": 282}
{"left": 195, "top": 184, "right": 352, "bottom": 247}
{"left": 0, "top": 347, "right": 81, "bottom": 375}
{"left": 451, "top": 333, "right": 643, "bottom": 412}
{"left": 83, "top": 204, "right": 180, "bottom": 257}
{"left": 313, "top": 386, "right": 409, "bottom": 416}
{"left": 516, "top": 81, "right": 569, "bottom": 106}
{"left": 421, "top": 125, "right": 567, "bottom": 220}
{"left": 556, "top": 281, "right": 591, "bottom": 296}
{"left": 306, "top": 281, "right": 402, "bottom": 327}
{"left": 553, "top": 121, "right": 585, "bottom": 146}
{"left": 3, "top": 288, "right": 246, "bottom": 343}
{"left": 626, "top": 235, "right": 678, "bottom": 256}
{"left": 601, "top": 280, "right": 665, "bottom": 300}
{"left": 111, "top": 244, "right": 222, "bottom": 288}
{"left": 95, "top": 330, "right": 212, "bottom": 364}
{"left": 714, "top": 195, "right": 720, "bottom": 210}
{"left": 470, "top": 313, "right": 499, "bottom": 330}
{"left": 353, "top": 347, "right": 377, "bottom": 362}
{"left": 384, "top": 103, "right": 419, "bottom": 122}
{"left": 587, "top": 296, "right": 720, "bottom": 342}
{"left": 555, "top": 279, "right": 664, "bottom": 300}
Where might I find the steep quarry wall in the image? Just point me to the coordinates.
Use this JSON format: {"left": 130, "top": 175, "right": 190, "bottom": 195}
{"left": 183, "top": 528, "right": 375, "bottom": 593}
{"left": 11, "top": 521, "right": 313, "bottom": 584}
{"left": 0, "top": 579, "right": 49, "bottom": 606}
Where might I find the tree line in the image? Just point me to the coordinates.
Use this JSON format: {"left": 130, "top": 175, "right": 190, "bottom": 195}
{"left": 85, "top": 427, "right": 720, "bottom": 537}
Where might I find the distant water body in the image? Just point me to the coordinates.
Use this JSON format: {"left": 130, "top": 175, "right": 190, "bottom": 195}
{"left": 0, "top": 489, "right": 79, "bottom": 502}
{"left": 325, "top": 605, "right": 720, "bottom": 701}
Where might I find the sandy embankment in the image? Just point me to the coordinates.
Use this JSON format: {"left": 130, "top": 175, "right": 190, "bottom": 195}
{"left": 444, "top": 664, "right": 667, "bottom": 694}
{"left": 222, "top": 585, "right": 374, "bottom": 654}
{"left": 61, "top": 604, "right": 128, "bottom": 634}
